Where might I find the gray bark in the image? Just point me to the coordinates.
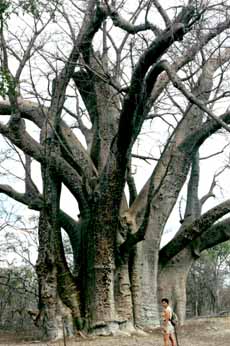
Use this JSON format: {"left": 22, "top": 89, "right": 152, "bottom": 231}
{"left": 36, "top": 211, "right": 75, "bottom": 339}
{"left": 1, "top": 2, "right": 230, "bottom": 339}
{"left": 159, "top": 148, "right": 230, "bottom": 324}
{"left": 158, "top": 247, "right": 194, "bottom": 324}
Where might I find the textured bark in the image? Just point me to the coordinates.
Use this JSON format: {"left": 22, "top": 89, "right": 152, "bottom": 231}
{"left": 79, "top": 31, "right": 167, "bottom": 327}
{"left": 1, "top": 2, "right": 230, "bottom": 340}
{"left": 82, "top": 191, "right": 118, "bottom": 334}
{"left": 158, "top": 146, "right": 230, "bottom": 324}
{"left": 160, "top": 199, "right": 230, "bottom": 266}
{"left": 114, "top": 261, "right": 134, "bottom": 330}
{"left": 129, "top": 244, "right": 143, "bottom": 327}
{"left": 74, "top": 54, "right": 120, "bottom": 172}
{"left": 36, "top": 134, "right": 82, "bottom": 337}
{"left": 158, "top": 247, "right": 194, "bottom": 325}
{"left": 124, "top": 48, "right": 230, "bottom": 326}
{"left": 125, "top": 86, "right": 203, "bottom": 327}
{"left": 158, "top": 152, "right": 200, "bottom": 323}
{"left": 158, "top": 217, "right": 230, "bottom": 324}
{"left": 36, "top": 211, "right": 75, "bottom": 339}
{"left": 196, "top": 218, "right": 230, "bottom": 253}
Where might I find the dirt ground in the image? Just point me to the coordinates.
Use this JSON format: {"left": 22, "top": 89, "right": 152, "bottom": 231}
{"left": 0, "top": 316, "right": 230, "bottom": 346}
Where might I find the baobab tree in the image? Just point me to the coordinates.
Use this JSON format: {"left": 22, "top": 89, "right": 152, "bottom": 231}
{"left": 1, "top": 0, "right": 230, "bottom": 340}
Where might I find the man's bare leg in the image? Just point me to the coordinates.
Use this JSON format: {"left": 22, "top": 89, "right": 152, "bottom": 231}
{"left": 169, "top": 333, "right": 176, "bottom": 346}
{"left": 163, "top": 332, "right": 170, "bottom": 346}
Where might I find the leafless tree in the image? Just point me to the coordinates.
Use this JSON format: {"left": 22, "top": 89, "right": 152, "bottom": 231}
{"left": 187, "top": 242, "right": 230, "bottom": 317}
{"left": 1, "top": 0, "right": 230, "bottom": 340}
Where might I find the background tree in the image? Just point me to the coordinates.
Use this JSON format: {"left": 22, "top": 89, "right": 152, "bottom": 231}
{"left": 187, "top": 242, "right": 230, "bottom": 317}
{"left": 0, "top": 0, "right": 230, "bottom": 340}
{"left": 0, "top": 266, "right": 38, "bottom": 333}
{"left": 0, "top": 200, "right": 38, "bottom": 335}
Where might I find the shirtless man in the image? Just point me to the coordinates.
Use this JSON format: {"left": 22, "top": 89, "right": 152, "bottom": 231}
{"left": 161, "top": 298, "right": 176, "bottom": 346}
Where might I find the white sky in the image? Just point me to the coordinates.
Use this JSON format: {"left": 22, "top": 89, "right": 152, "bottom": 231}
{"left": 1, "top": 0, "right": 230, "bottom": 264}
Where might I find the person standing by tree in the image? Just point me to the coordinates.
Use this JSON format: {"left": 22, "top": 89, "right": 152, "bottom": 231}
{"left": 161, "top": 298, "right": 176, "bottom": 346}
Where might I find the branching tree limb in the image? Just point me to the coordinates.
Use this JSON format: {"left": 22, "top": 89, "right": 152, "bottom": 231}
{"left": 160, "top": 199, "right": 230, "bottom": 265}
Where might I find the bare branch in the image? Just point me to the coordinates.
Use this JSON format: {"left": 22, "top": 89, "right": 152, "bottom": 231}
{"left": 0, "top": 98, "right": 98, "bottom": 179}
{"left": 109, "top": 12, "right": 156, "bottom": 34}
{"left": 200, "top": 142, "right": 230, "bottom": 159}
{"left": 152, "top": 0, "right": 171, "bottom": 27}
{"left": 116, "top": 16, "right": 194, "bottom": 157}
{"left": 149, "top": 16, "right": 230, "bottom": 105}
{"left": 119, "top": 155, "right": 172, "bottom": 257}
{"left": 0, "top": 121, "right": 88, "bottom": 211}
{"left": 50, "top": 0, "right": 107, "bottom": 121}
{"left": 161, "top": 60, "right": 230, "bottom": 133}
{"left": 132, "top": 153, "right": 159, "bottom": 162}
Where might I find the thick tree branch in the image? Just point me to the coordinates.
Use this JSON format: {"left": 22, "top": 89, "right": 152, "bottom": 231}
{"left": 126, "top": 160, "right": 137, "bottom": 206}
{"left": 148, "top": 17, "right": 230, "bottom": 106}
{"left": 159, "top": 153, "right": 228, "bottom": 265}
{"left": 0, "top": 99, "right": 46, "bottom": 128}
{"left": 127, "top": 49, "right": 218, "bottom": 222}
{"left": 0, "top": 99, "right": 98, "bottom": 180}
{"left": 183, "top": 152, "right": 201, "bottom": 222}
{"left": 152, "top": 0, "right": 171, "bottom": 27}
{"left": 192, "top": 218, "right": 230, "bottom": 256}
{"left": 119, "top": 156, "right": 172, "bottom": 257}
{"left": 179, "top": 109, "right": 230, "bottom": 154}
{"left": 0, "top": 121, "right": 89, "bottom": 212}
{"left": 118, "top": 173, "right": 156, "bottom": 258}
{"left": 116, "top": 15, "right": 193, "bottom": 159}
{"left": 160, "top": 199, "right": 230, "bottom": 265}
{"left": 50, "top": 1, "right": 106, "bottom": 120}
{"left": 25, "top": 155, "right": 40, "bottom": 199}
{"left": 0, "top": 180, "right": 82, "bottom": 273}
{"left": 0, "top": 184, "right": 42, "bottom": 210}
{"left": 108, "top": 7, "right": 157, "bottom": 34}
{"left": 72, "top": 69, "right": 99, "bottom": 125}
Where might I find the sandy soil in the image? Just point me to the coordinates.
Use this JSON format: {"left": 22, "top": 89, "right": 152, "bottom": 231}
{"left": 0, "top": 316, "right": 230, "bottom": 346}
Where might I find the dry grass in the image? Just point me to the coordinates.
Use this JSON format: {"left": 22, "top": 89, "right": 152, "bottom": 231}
{"left": 0, "top": 316, "right": 229, "bottom": 346}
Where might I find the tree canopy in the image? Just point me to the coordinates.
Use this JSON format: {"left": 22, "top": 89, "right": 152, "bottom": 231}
{"left": 0, "top": 0, "right": 230, "bottom": 340}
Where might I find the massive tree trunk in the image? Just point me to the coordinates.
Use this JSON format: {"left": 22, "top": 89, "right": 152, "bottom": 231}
{"left": 84, "top": 207, "right": 117, "bottom": 334}
{"left": 35, "top": 127, "right": 82, "bottom": 338}
{"left": 158, "top": 248, "right": 194, "bottom": 324}
{"left": 1, "top": 1, "right": 230, "bottom": 340}
{"left": 36, "top": 210, "right": 75, "bottom": 339}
